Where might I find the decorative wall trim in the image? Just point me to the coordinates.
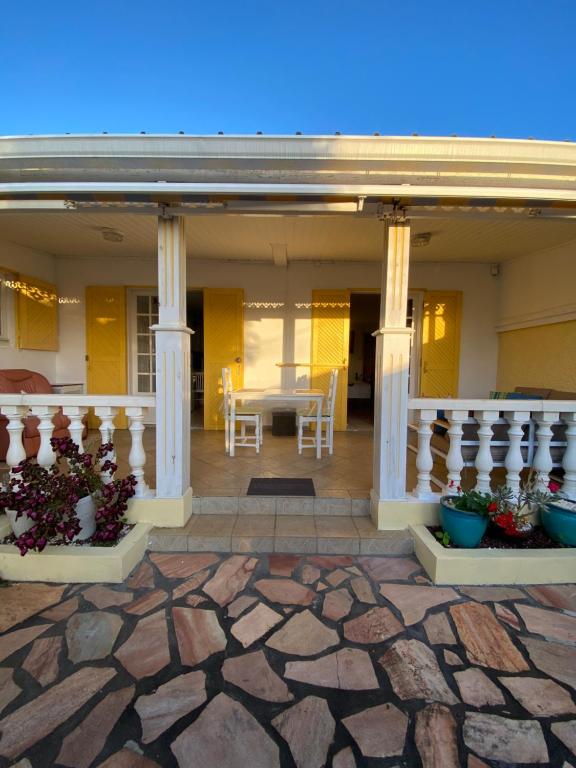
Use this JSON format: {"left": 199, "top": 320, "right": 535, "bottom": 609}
{"left": 497, "top": 303, "right": 576, "bottom": 332}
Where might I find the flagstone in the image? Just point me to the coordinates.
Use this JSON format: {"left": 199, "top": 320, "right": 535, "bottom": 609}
{"left": 301, "top": 564, "right": 321, "bottom": 584}
{"left": 66, "top": 611, "right": 123, "bottom": 663}
{"left": 342, "top": 702, "right": 408, "bottom": 758}
{"left": 285, "top": 648, "right": 379, "bottom": 690}
{"left": 308, "top": 555, "right": 354, "bottom": 568}
{"left": 527, "top": 584, "right": 576, "bottom": 613}
{"left": 41, "top": 597, "right": 79, "bottom": 621}
{"left": 443, "top": 649, "right": 462, "bottom": 665}
{"left": 0, "top": 583, "right": 65, "bottom": 632}
{"left": 359, "top": 555, "right": 420, "bottom": 581}
{"left": 316, "top": 582, "right": 328, "bottom": 591}
{"left": 333, "top": 747, "right": 356, "bottom": 768}
{"left": 172, "top": 569, "right": 211, "bottom": 599}
{"left": 521, "top": 636, "right": 576, "bottom": 690}
{"left": 83, "top": 585, "right": 133, "bottom": 609}
{"left": 266, "top": 609, "right": 339, "bottom": 656}
{"left": 126, "top": 560, "right": 156, "bottom": 589}
{"left": 415, "top": 575, "right": 432, "bottom": 584}
{"left": 0, "top": 624, "right": 49, "bottom": 663}
{"left": 185, "top": 594, "right": 207, "bottom": 607}
{"left": 150, "top": 552, "right": 220, "bottom": 578}
{"left": 0, "top": 668, "right": 20, "bottom": 715}
{"left": 379, "top": 639, "right": 459, "bottom": 704}
{"left": 423, "top": 612, "right": 457, "bottom": 645}
{"left": 459, "top": 585, "right": 525, "bottom": 602}
{"left": 453, "top": 668, "right": 506, "bottom": 706}
{"left": 56, "top": 684, "right": 134, "bottom": 768}
{"left": 174, "top": 607, "right": 226, "bottom": 665}
{"left": 99, "top": 749, "right": 160, "bottom": 767}
{"left": 22, "top": 635, "right": 62, "bottom": 686}
{"left": 463, "top": 713, "right": 548, "bottom": 764}
{"left": 415, "top": 704, "right": 459, "bottom": 768}
{"left": 272, "top": 695, "right": 335, "bottom": 768}
{"left": 350, "top": 576, "right": 377, "bottom": 604}
{"left": 203, "top": 555, "right": 258, "bottom": 606}
{"left": 346, "top": 566, "right": 362, "bottom": 576}
{"left": 226, "top": 594, "right": 258, "bottom": 618}
{"left": 124, "top": 588, "right": 168, "bottom": 616}
{"left": 379, "top": 584, "right": 459, "bottom": 625}
{"left": 269, "top": 554, "right": 300, "bottom": 576}
{"left": 231, "top": 602, "right": 284, "bottom": 648}
{"left": 468, "top": 757, "right": 490, "bottom": 768}
{"left": 255, "top": 578, "right": 316, "bottom": 605}
{"left": 326, "top": 568, "right": 351, "bottom": 587}
{"left": 322, "top": 587, "right": 353, "bottom": 621}
{"left": 450, "top": 602, "right": 529, "bottom": 672}
{"left": 171, "top": 692, "right": 280, "bottom": 768}
{"left": 115, "top": 610, "right": 170, "bottom": 679}
{"left": 494, "top": 603, "right": 521, "bottom": 630}
{"left": 516, "top": 602, "right": 576, "bottom": 645}
{"left": 0, "top": 666, "right": 116, "bottom": 760}
{"left": 343, "top": 606, "right": 403, "bottom": 644}
{"left": 222, "top": 650, "right": 293, "bottom": 702}
{"left": 551, "top": 721, "right": 576, "bottom": 755}
{"left": 135, "top": 671, "right": 206, "bottom": 743}
{"left": 499, "top": 675, "right": 576, "bottom": 716}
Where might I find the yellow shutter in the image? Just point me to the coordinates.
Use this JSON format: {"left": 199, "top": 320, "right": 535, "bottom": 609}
{"left": 420, "top": 291, "right": 462, "bottom": 397}
{"left": 310, "top": 289, "right": 350, "bottom": 431}
{"left": 203, "top": 288, "right": 244, "bottom": 430}
{"left": 17, "top": 274, "right": 58, "bottom": 351}
{"left": 85, "top": 286, "right": 128, "bottom": 429}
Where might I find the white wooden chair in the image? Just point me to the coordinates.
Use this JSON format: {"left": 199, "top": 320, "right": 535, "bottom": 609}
{"left": 297, "top": 368, "right": 338, "bottom": 455}
{"left": 222, "top": 367, "right": 263, "bottom": 453}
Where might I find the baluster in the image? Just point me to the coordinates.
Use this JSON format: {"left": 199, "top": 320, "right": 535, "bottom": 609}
{"left": 414, "top": 409, "right": 436, "bottom": 498}
{"left": 561, "top": 412, "right": 576, "bottom": 498}
{"left": 474, "top": 411, "right": 498, "bottom": 493}
{"left": 94, "top": 406, "right": 119, "bottom": 481}
{"left": 445, "top": 409, "right": 468, "bottom": 490}
{"left": 29, "top": 405, "right": 59, "bottom": 468}
{"left": 533, "top": 411, "right": 559, "bottom": 490}
{"left": 126, "top": 406, "right": 151, "bottom": 498}
{"left": 504, "top": 410, "right": 530, "bottom": 497}
{"left": 1, "top": 405, "right": 27, "bottom": 477}
{"left": 62, "top": 406, "right": 88, "bottom": 453}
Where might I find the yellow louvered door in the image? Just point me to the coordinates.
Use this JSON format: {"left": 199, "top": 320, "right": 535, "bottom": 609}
{"left": 310, "top": 289, "right": 350, "bottom": 431}
{"left": 85, "top": 286, "right": 128, "bottom": 429}
{"left": 17, "top": 274, "right": 58, "bottom": 350}
{"left": 203, "top": 288, "right": 244, "bottom": 430}
{"left": 420, "top": 291, "right": 462, "bottom": 397}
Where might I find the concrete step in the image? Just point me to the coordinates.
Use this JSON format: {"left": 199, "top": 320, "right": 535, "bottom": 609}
{"left": 191, "top": 494, "right": 371, "bottom": 516}
{"left": 148, "top": 514, "right": 413, "bottom": 556}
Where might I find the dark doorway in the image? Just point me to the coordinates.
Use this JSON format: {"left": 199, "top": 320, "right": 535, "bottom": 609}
{"left": 187, "top": 291, "right": 204, "bottom": 429}
{"left": 347, "top": 293, "right": 380, "bottom": 430}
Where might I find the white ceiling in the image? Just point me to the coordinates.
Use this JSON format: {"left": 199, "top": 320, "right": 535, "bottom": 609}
{"left": 1, "top": 211, "right": 576, "bottom": 263}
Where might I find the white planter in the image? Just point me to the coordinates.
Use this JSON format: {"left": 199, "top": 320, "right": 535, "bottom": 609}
{"left": 6, "top": 509, "right": 35, "bottom": 538}
{"left": 74, "top": 495, "right": 97, "bottom": 541}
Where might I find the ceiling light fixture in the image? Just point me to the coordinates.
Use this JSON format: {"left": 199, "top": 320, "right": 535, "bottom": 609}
{"left": 411, "top": 232, "right": 432, "bottom": 248}
{"left": 99, "top": 227, "right": 124, "bottom": 243}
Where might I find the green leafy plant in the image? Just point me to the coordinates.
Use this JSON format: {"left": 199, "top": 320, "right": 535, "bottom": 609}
{"left": 435, "top": 529, "right": 451, "bottom": 547}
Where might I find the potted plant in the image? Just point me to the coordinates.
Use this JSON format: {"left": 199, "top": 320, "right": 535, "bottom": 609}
{"left": 0, "top": 437, "right": 136, "bottom": 555}
{"left": 541, "top": 483, "right": 576, "bottom": 546}
{"left": 439, "top": 482, "right": 495, "bottom": 548}
{"left": 490, "top": 474, "right": 561, "bottom": 541}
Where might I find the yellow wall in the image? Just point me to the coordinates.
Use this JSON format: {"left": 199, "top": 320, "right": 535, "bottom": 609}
{"left": 497, "top": 320, "right": 576, "bottom": 392}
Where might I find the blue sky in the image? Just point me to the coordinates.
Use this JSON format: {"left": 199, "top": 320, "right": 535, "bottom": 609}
{"left": 1, "top": 0, "right": 575, "bottom": 140}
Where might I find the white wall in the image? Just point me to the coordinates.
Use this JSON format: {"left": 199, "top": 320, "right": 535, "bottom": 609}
{"left": 54, "top": 255, "right": 500, "bottom": 398}
{"left": 0, "top": 240, "right": 58, "bottom": 380}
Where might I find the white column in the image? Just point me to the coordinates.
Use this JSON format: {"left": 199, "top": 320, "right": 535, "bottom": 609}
{"left": 29, "top": 405, "right": 58, "bottom": 468}
{"left": 445, "top": 409, "right": 468, "bottom": 489}
{"left": 533, "top": 411, "right": 559, "bottom": 490}
{"left": 1, "top": 405, "right": 27, "bottom": 475}
{"left": 504, "top": 410, "right": 530, "bottom": 496}
{"left": 474, "top": 411, "right": 498, "bottom": 493}
{"left": 152, "top": 215, "right": 192, "bottom": 498}
{"left": 372, "top": 220, "right": 413, "bottom": 501}
{"left": 561, "top": 412, "right": 576, "bottom": 498}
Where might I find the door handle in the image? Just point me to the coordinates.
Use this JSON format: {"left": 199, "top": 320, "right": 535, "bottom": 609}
{"left": 235, "top": 357, "right": 241, "bottom": 363}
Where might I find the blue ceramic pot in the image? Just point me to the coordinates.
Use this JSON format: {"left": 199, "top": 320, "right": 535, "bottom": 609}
{"left": 439, "top": 496, "right": 489, "bottom": 548}
{"left": 541, "top": 501, "right": 576, "bottom": 546}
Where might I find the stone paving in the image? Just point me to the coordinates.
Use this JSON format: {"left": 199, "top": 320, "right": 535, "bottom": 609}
{"left": 1, "top": 555, "right": 576, "bottom": 767}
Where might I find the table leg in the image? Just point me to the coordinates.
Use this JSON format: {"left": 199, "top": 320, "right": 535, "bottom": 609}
{"left": 316, "top": 396, "right": 322, "bottom": 459}
{"left": 230, "top": 398, "right": 236, "bottom": 457}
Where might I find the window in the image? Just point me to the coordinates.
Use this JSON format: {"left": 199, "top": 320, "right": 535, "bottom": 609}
{"left": 0, "top": 271, "right": 15, "bottom": 345}
{"left": 131, "top": 292, "right": 158, "bottom": 394}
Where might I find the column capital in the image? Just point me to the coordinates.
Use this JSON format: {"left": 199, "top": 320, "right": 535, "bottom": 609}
{"left": 150, "top": 323, "right": 194, "bottom": 335}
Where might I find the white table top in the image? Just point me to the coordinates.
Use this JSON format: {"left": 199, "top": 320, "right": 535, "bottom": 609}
{"left": 230, "top": 388, "right": 324, "bottom": 399}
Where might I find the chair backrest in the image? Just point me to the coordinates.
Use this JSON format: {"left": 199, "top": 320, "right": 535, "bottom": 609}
{"left": 221, "top": 367, "right": 233, "bottom": 397}
{"left": 327, "top": 369, "right": 339, "bottom": 418}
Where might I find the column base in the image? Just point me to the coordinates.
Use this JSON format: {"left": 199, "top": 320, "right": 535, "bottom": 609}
{"left": 370, "top": 489, "right": 440, "bottom": 529}
{"left": 127, "top": 487, "right": 194, "bottom": 528}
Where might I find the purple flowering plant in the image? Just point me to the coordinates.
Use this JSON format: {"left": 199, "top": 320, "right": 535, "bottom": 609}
{"left": 0, "top": 437, "right": 136, "bottom": 555}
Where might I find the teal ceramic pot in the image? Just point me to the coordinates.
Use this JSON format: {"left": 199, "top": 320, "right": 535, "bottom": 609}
{"left": 439, "top": 496, "right": 488, "bottom": 548}
{"left": 541, "top": 501, "right": 576, "bottom": 546}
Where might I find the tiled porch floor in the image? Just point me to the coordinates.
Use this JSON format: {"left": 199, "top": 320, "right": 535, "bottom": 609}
{"left": 1, "top": 553, "right": 576, "bottom": 767}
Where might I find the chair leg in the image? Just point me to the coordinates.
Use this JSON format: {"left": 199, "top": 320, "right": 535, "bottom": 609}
{"left": 256, "top": 416, "right": 261, "bottom": 453}
{"left": 224, "top": 416, "right": 230, "bottom": 453}
{"left": 328, "top": 421, "right": 334, "bottom": 455}
{"left": 297, "top": 418, "right": 302, "bottom": 454}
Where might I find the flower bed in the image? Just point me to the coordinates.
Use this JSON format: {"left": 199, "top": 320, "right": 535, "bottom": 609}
{"left": 428, "top": 524, "right": 569, "bottom": 550}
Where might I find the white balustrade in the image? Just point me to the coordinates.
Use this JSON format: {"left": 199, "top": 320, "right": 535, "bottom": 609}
{"left": 126, "top": 405, "right": 151, "bottom": 498}
{"left": 29, "top": 405, "right": 59, "bottom": 469}
{"left": 408, "top": 398, "right": 576, "bottom": 501}
{"left": 1, "top": 403, "right": 27, "bottom": 478}
{"left": 94, "top": 405, "right": 119, "bottom": 481}
{"left": 62, "top": 405, "right": 88, "bottom": 453}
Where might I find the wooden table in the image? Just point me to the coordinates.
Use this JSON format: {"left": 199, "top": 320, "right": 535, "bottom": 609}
{"left": 229, "top": 388, "right": 325, "bottom": 458}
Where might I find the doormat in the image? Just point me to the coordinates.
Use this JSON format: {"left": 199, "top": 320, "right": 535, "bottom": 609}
{"left": 247, "top": 478, "right": 316, "bottom": 496}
